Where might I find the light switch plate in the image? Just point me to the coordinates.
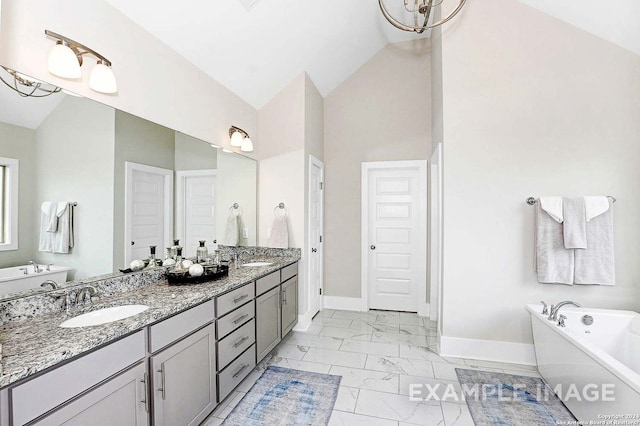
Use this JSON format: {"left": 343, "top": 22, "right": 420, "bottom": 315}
{"left": 242, "top": 227, "right": 249, "bottom": 239}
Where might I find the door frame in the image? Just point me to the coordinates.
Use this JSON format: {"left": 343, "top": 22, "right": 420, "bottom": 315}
{"left": 430, "top": 144, "right": 443, "bottom": 323}
{"left": 124, "top": 161, "right": 174, "bottom": 265}
{"left": 308, "top": 155, "right": 324, "bottom": 317}
{"left": 175, "top": 169, "right": 217, "bottom": 253}
{"left": 361, "top": 160, "right": 428, "bottom": 313}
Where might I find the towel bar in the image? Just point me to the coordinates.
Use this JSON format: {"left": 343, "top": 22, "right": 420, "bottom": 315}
{"left": 526, "top": 196, "right": 616, "bottom": 206}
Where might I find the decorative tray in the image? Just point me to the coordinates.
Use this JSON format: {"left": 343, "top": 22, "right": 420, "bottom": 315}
{"left": 166, "top": 264, "right": 229, "bottom": 285}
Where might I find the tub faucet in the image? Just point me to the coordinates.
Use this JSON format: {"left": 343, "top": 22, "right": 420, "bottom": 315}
{"left": 549, "top": 301, "right": 581, "bottom": 321}
{"left": 77, "top": 286, "right": 97, "bottom": 303}
{"left": 40, "top": 280, "right": 58, "bottom": 290}
{"left": 540, "top": 301, "right": 549, "bottom": 315}
{"left": 28, "top": 261, "right": 41, "bottom": 273}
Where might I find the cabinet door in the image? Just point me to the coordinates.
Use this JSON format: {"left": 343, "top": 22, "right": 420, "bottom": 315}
{"left": 281, "top": 277, "right": 298, "bottom": 336}
{"left": 151, "top": 323, "right": 216, "bottom": 426}
{"left": 256, "top": 285, "right": 281, "bottom": 362}
{"left": 34, "top": 363, "right": 148, "bottom": 426}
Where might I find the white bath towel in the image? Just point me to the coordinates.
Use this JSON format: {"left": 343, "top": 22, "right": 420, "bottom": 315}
{"left": 575, "top": 200, "right": 615, "bottom": 285}
{"left": 584, "top": 196, "right": 610, "bottom": 222}
{"left": 222, "top": 209, "right": 240, "bottom": 246}
{"left": 539, "top": 196, "right": 563, "bottom": 223}
{"left": 535, "top": 203, "right": 574, "bottom": 285}
{"left": 267, "top": 209, "right": 289, "bottom": 249}
{"left": 39, "top": 201, "right": 74, "bottom": 253}
{"left": 562, "top": 197, "right": 587, "bottom": 249}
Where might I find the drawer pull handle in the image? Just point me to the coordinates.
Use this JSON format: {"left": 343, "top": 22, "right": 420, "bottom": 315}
{"left": 233, "top": 364, "right": 249, "bottom": 378}
{"left": 282, "top": 289, "right": 287, "bottom": 305}
{"left": 233, "top": 336, "right": 250, "bottom": 348}
{"left": 158, "top": 364, "right": 166, "bottom": 400}
{"left": 233, "top": 294, "right": 249, "bottom": 304}
{"left": 140, "top": 373, "right": 150, "bottom": 413}
{"left": 233, "top": 313, "right": 249, "bottom": 324}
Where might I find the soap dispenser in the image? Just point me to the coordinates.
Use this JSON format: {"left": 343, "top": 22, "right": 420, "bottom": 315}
{"left": 196, "top": 240, "right": 208, "bottom": 264}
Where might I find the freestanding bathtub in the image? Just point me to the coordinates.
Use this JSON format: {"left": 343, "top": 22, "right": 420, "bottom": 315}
{"left": 0, "top": 264, "right": 71, "bottom": 296}
{"left": 527, "top": 304, "right": 640, "bottom": 421}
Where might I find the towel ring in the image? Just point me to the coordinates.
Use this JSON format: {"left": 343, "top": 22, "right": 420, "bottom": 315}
{"left": 230, "top": 203, "right": 239, "bottom": 210}
{"left": 274, "top": 202, "right": 287, "bottom": 216}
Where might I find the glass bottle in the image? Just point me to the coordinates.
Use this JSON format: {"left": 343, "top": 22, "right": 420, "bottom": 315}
{"left": 163, "top": 247, "right": 176, "bottom": 266}
{"left": 170, "top": 239, "right": 180, "bottom": 259}
{"left": 173, "top": 247, "right": 189, "bottom": 271}
{"left": 196, "top": 240, "right": 208, "bottom": 264}
{"left": 145, "top": 246, "right": 157, "bottom": 269}
{"left": 213, "top": 249, "right": 221, "bottom": 267}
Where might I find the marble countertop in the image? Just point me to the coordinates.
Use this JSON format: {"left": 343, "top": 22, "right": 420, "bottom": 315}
{"left": 0, "top": 256, "right": 299, "bottom": 389}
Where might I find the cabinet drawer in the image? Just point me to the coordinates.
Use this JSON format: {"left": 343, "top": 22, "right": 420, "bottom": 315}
{"left": 149, "top": 299, "right": 215, "bottom": 353}
{"left": 217, "top": 300, "right": 254, "bottom": 339}
{"left": 255, "top": 271, "right": 280, "bottom": 296}
{"left": 218, "top": 345, "right": 256, "bottom": 401}
{"left": 217, "top": 319, "right": 255, "bottom": 370}
{"left": 281, "top": 262, "right": 298, "bottom": 282}
{"left": 216, "top": 283, "right": 254, "bottom": 317}
{"left": 11, "top": 331, "right": 145, "bottom": 426}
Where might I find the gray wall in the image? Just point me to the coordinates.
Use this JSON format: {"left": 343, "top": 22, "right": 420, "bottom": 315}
{"left": 174, "top": 132, "right": 217, "bottom": 171}
{"left": 35, "top": 96, "right": 115, "bottom": 280}
{"left": 323, "top": 40, "right": 432, "bottom": 299}
{"left": 0, "top": 122, "right": 36, "bottom": 268}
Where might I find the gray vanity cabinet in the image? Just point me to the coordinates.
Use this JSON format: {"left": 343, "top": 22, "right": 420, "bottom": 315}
{"left": 256, "top": 285, "right": 282, "bottom": 362}
{"left": 33, "top": 363, "right": 148, "bottom": 426}
{"left": 281, "top": 276, "right": 298, "bottom": 336}
{"left": 150, "top": 323, "right": 217, "bottom": 426}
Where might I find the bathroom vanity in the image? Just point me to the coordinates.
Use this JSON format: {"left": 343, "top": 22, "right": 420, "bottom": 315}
{"left": 0, "top": 257, "right": 298, "bottom": 426}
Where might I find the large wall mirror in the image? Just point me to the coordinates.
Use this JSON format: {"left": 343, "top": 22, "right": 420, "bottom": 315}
{"left": 0, "top": 66, "right": 257, "bottom": 300}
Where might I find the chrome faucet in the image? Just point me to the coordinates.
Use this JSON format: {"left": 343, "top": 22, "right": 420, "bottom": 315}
{"left": 548, "top": 301, "right": 581, "bottom": 321}
{"left": 540, "top": 301, "right": 549, "bottom": 315}
{"left": 40, "top": 280, "right": 59, "bottom": 290}
{"left": 77, "top": 286, "right": 97, "bottom": 303}
{"left": 28, "top": 261, "right": 41, "bottom": 273}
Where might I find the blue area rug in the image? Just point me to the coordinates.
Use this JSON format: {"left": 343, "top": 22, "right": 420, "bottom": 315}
{"left": 456, "top": 369, "right": 576, "bottom": 426}
{"left": 222, "top": 366, "right": 341, "bottom": 426}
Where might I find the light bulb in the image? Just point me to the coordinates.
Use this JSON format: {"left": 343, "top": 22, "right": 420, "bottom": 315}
{"left": 240, "top": 137, "right": 254, "bottom": 152}
{"left": 48, "top": 42, "right": 81, "bottom": 79}
{"left": 89, "top": 61, "right": 117, "bottom": 94}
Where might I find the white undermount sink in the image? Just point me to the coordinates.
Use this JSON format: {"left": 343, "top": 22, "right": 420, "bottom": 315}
{"left": 59, "top": 305, "right": 149, "bottom": 328}
{"left": 242, "top": 262, "right": 273, "bottom": 267}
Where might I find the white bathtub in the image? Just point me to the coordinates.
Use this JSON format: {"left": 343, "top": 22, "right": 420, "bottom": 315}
{"left": 0, "top": 264, "right": 71, "bottom": 296}
{"left": 527, "top": 303, "right": 640, "bottom": 420}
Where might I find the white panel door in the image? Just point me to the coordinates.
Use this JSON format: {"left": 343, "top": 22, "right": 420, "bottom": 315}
{"left": 365, "top": 162, "right": 426, "bottom": 312}
{"left": 125, "top": 162, "right": 173, "bottom": 265}
{"left": 309, "top": 156, "right": 324, "bottom": 316}
{"left": 177, "top": 171, "right": 216, "bottom": 258}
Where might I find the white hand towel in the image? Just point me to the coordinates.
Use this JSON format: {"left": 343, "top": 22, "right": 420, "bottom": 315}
{"left": 222, "top": 209, "right": 240, "bottom": 247}
{"left": 267, "top": 210, "right": 289, "bottom": 249}
{"left": 535, "top": 203, "right": 574, "bottom": 285}
{"left": 584, "top": 196, "right": 610, "bottom": 222}
{"left": 575, "top": 200, "right": 615, "bottom": 285}
{"left": 52, "top": 202, "right": 74, "bottom": 254}
{"left": 39, "top": 202, "right": 57, "bottom": 252}
{"left": 539, "top": 196, "right": 563, "bottom": 223}
{"left": 562, "top": 197, "right": 587, "bottom": 249}
{"left": 41, "top": 201, "right": 58, "bottom": 232}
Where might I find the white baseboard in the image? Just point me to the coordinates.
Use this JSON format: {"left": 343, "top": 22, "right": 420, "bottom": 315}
{"left": 322, "top": 296, "right": 367, "bottom": 312}
{"left": 440, "top": 336, "right": 537, "bottom": 366}
{"left": 418, "top": 303, "right": 430, "bottom": 318}
{"left": 293, "top": 309, "right": 315, "bottom": 332}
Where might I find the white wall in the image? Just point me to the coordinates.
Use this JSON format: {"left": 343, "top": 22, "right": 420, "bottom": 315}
{"left": 0, "top": 123, "right": 36, "bottom": 268}
{"left": 0, "top": 0, "right": 257, "bottom": 158}
{"left": 440, "top": 0, "right": 640, "bottom": 350}
{"left": 323, "top": 40, "right": 432, "bottom": 299}
{"left": 36, "top": 96, "right": 115, "bottom": 280}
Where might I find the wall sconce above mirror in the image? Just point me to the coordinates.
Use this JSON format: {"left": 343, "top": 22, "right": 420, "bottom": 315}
{"left": 45, "top": 30, "right": 118, "bottom": 94}
{"left": 229, "top": 125, "right": 254, "bottom": 152}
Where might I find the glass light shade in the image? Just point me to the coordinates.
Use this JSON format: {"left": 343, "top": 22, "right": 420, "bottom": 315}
{"left": 240, "top": 137, "right": 254, "bottom": 152}
{"left": 89, "top": 62, "right": 117, "bottom": 94}
{"left": 230, "top": 131, "right": 244, "bottom": 147}
{"left": 48, "top": 43, "right": 81, "bottom": 79}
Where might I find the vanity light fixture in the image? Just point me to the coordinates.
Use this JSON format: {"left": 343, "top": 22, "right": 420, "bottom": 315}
{"left": 45, "top": 30, "right": 118, "bottom": 94}
{"left": 379, "top": 0, "right": 466, "bottom": 33}
{"left": 0, "top": 66, "right": 61, "bottom": 97}
{"left": 229, "top": 126, "right": 254, "bottom": 152}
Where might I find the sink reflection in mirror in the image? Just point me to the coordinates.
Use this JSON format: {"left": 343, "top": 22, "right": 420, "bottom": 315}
{"left": 59, "top": 305, "right": 149, "bottom": 328}
{"left": 0, "top": 66, "right": 257, "bottom": 301}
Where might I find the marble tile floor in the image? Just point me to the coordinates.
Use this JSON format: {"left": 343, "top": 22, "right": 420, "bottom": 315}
{"left": 203, "top": 309, "right": 541, "bottom": 426}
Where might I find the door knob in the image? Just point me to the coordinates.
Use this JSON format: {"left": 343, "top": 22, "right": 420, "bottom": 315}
{"left": 131, "top": 241, "right": 135, "bottom": 246}
{"left": 312, "top": 248, "right": 317, "bottom": 253}
{"left": 370, "top": 245, "right": 376, "bottom": 250}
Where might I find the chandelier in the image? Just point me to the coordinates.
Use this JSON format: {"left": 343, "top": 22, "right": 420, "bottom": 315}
{"left": 379, "top": 0, "right": 466, "bottom": 33}
{"left": 0, "top": 66, "right": 61, "bottom": 98}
